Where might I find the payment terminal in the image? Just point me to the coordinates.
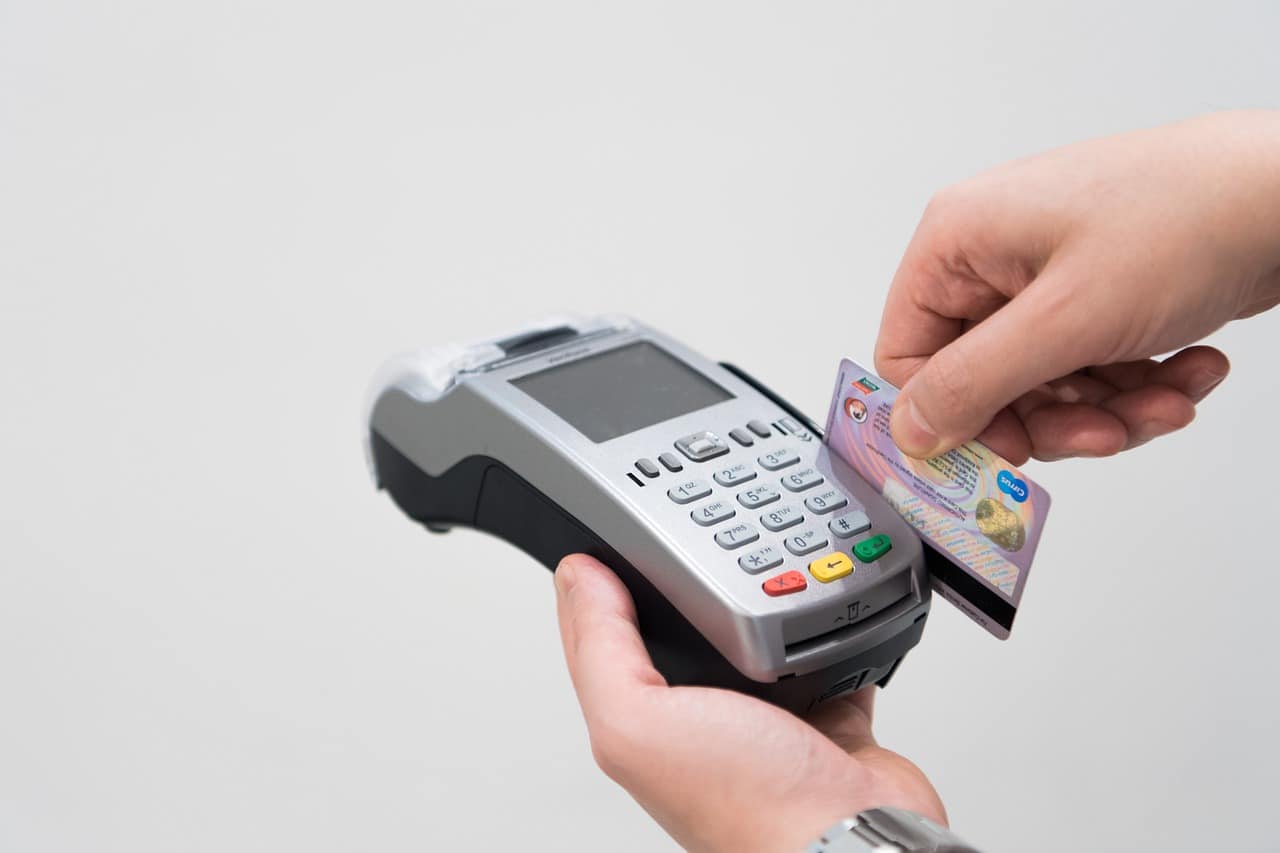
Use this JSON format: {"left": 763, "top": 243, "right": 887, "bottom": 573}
{"left": 366, "top": 316, "right": 931, "bottom": 713}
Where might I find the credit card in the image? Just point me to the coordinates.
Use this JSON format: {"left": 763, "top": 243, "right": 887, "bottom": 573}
{"left": 823, "top": 359, "right": 1051, "bottom": 639}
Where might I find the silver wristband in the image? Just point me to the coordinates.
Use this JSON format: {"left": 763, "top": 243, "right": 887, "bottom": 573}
{"left": 804, "top": 807, "right": 983, "bottom": 853}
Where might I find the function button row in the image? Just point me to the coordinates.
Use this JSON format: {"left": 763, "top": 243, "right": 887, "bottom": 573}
{"left": 738, "top": 544, "right": 784, "bottom": 574}
{"left": 760, "top": 505, "right": 803, "bottom": 532}
{"left": 747, "top": 419, "right": 773, "bottom": 439}
{"left": 737, "top": 484, "right": 780, "bottom": 509}
{"left": 713, "top": 462, "right": 756, "bottom": 487}
{"left": 635, "top": 458, "right": 660, "bottom": 478}
{"left": 828, "top": 509, "right": 871, "bottom": 539}
{"left": 675, "top": 430, "right": 730, "bottom": 463}
{"left": 658, "top": 452, "right": 684, "bottom": 473}
{"left": 804, "top": 488, "right": 847, "bottom": 515}
{"left": 691, "top": 500, "right": 735, "bottom": 527}
{"left": 715, "top": 522, "right": 759, "bottom": 550}
{"left": 781, "top": 467, "right": 824, "bottom": 492}
{"left": 668, "top": 478, "right": 712, "bottom": 504}
{"left": 758, "top": 447, "right": 800, "bottom": 471}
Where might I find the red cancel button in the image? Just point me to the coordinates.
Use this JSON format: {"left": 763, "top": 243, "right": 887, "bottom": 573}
{"left": 762, "top": 570, "right": 807, "bottom": 597}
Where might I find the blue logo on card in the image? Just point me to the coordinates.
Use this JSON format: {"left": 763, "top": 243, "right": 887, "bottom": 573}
{"left": 997, "top": 470, "right": 1028, "bottom": 503}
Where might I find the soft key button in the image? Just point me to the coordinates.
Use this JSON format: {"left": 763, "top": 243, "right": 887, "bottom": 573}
{"left": 675, "top": 431, "right": 730, "bottom": 462}
{"left": 658, "top": 452, "right": 684, "bottom": 473}
{"left": 667, "top": 478, "right": 712, "bottom": 504}
{"left": 758, "top": 447, "right": 800, "bottom": 471}
{"left": 729, "top": 427, "right": 755, "bottom": 447}
{"left": 715, "top": 522, "right": 760, "bottom": 550}
{"left": 691, "top": 500, "right": 736, "bottom": 527}
{"left": 809, "top": 552, "right": 854, "bottom": 583}
{"left": 762, "top": 571, "right": 807, "bottom": 597}
{"left": 747, "top": 419, "right": 773, "bottom": 438}
{"left": 781, "top": 467, "right": 824, "bottom": 492}
{"left": 778, "top": 417, "right": 816, "bottom": 442}
{"left": 713, "top": 462, "right": 757, "bottom": 487}
{"left": 635, "top": 458, "right": 660, "bottom": 478}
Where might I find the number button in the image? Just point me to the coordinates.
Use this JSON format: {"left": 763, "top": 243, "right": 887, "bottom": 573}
{"left": 667, "top": 478, "right": 712, "bottom": 504}
{"left": 784, "top": 528, "right": 828, "bottom": 556}
{"left": 758, "top": 447, "right": 800, "bottom": 471}
{"left": 738, "top": 484, "right": 781, "bottom": 509}
{"left": 760, "top": 505, "right": 804, "bottom": 532}
{"left": 713, "top": 462, "right": 757, "bottom": 488}
{"left": 781, "top": 467, "right": 824, "bottom": 492}
{"left": 804, "top": 488, "right": 848, "bottom": 514}
{"left": 828, "top": 510, "right": 871, "bottom": 539}
{"left": 715, "top": 522, "right": 760, "bottom": 550}
{"left": 738, "top": 545, "right": 784, "bottom": 574}
{"left": 691, "top": 500, "right": 736, "bottom": 527}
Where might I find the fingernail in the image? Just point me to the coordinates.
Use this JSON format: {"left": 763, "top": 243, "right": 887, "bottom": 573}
{"left": 892, "top": 396, "right": 940, "bottom": 457}
{"left": 1188, "top": 368, "right": 1226, "bottom": 402}
{"left": 555, "top": 556, "right": 579, "bottom": 595}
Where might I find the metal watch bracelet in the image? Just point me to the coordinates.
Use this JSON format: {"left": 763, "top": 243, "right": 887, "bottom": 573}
{"left": 804, "top": 807, "right": 984, "bottom": 853}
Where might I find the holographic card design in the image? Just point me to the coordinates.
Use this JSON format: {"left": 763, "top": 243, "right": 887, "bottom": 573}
{"left": 824, "top": 360, "right": 1051, "bottom": 638}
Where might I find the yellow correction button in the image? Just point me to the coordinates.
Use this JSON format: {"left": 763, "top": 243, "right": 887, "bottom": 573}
{"left": 808, "top": 552, "right": 854, "bottom": 583}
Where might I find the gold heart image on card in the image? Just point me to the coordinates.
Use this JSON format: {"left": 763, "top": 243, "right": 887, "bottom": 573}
{"left": 975, "top": 498, "right": 1026, "bottom": 552}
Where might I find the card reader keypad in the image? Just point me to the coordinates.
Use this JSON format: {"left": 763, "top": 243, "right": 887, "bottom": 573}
{"left": 651, "top": 423, "right": 893, "bottom": 599}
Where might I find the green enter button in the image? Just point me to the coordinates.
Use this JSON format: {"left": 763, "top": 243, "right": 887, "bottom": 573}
{"left": 853, "top": 534, "right": 892, "bottom": 563}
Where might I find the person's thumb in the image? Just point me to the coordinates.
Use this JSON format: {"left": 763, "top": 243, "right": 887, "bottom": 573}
{"left": 889, "top": 278, "right": 1087, "bottom": 457}
{"left": 554, "top": 554, "right": 665, "bottom": 715}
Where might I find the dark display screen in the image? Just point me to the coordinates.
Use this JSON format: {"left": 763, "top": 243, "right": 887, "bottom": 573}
{"left": 510, "top": 341, "right": 733, "bottom": 443}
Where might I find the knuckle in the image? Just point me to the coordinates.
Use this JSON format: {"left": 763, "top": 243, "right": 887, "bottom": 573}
{"left": 922, "top": 183, "right": 973, "bottom": 226}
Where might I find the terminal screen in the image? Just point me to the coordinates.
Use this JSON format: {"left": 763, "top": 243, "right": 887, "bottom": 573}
{"left": 512, "top": 341, "right": 733, "bottom": 442}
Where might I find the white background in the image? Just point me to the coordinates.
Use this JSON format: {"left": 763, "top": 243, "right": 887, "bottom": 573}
{"left": 3, "top": 2, "right": 1279, "bottom": 851}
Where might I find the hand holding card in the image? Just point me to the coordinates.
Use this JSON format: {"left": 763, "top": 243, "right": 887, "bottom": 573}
{"left": 824, "top": 360, "right": 1051, "bottom": 638}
